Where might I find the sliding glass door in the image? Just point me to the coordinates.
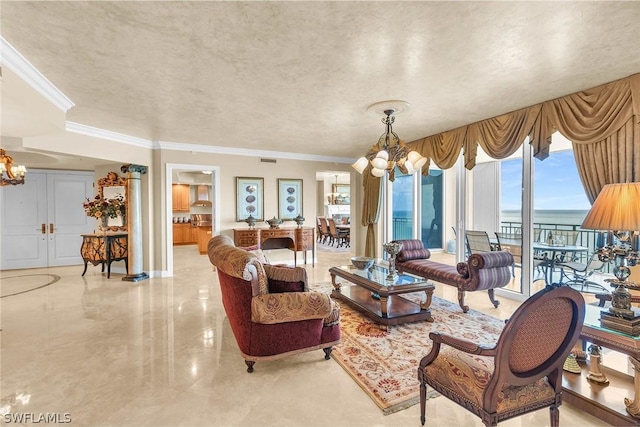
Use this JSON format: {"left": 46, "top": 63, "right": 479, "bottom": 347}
{"left": 388, "top": 169, "right": 444, "bottom": 250}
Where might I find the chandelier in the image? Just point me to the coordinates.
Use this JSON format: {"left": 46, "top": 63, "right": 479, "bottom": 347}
{"left": 0, "top": 148, "right": 27, "bottom": 186}
{"left": 352, "top": 104, "right": 427, "bottom": 182}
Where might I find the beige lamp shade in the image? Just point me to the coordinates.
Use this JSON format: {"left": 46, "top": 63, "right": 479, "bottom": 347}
{"left": 581, "top": 182, "right": 640, "bottom": 231}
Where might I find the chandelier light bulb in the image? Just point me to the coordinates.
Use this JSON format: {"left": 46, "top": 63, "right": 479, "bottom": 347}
{"left": 351, "top": 157, "right": 369, "bottom": 174}
{"left": 404, "top": 160, "right": 415, "bottom": 174}
{"left": 375, "top": 150, "right": 389, "bottom": 161}
{"left": 371, "top": 157, "right": 388, "bottom": 170}
{"left": 413, "top": 156, "right": 427, "bottom": 171}
{"left": 407, "top": 151, "right": 422, "bottom": 164}
{"left": 371, "top": 168, "right": 385, "bottom": 177}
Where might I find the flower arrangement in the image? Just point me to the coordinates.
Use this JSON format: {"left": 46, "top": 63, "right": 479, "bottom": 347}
{"left": 83, "top": 194, "right": 126, "bottom": 219}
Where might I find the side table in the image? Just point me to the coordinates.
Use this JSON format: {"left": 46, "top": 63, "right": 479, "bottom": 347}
{"left": 81, "top": 233, "right": 128, "bottom": 278}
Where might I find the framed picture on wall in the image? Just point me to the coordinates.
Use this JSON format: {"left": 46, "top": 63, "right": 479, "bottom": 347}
{"left": 278, "top": 178, "right": 303, "bottom": 220}
{"left": 236, "top": 177, "right": 264, "bottom": 221}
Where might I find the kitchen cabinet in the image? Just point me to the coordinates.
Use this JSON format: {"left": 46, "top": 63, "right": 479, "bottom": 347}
{"left": 172, "top": 184, "right": 190, "bottom": 211}
{"left": 173, "top": 223, "right": 198, "bottom": 245}
{"left": 197, "top": 226, "right": 212, "bottom": 254}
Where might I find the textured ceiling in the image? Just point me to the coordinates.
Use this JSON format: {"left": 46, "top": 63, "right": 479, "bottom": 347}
{"left": 2, "top": 1, "right": 640, "bottom": 161}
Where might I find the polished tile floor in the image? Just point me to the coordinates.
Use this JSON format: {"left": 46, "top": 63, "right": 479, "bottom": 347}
{"left": 0, "top": 244, "right": 605, "bottom": 426}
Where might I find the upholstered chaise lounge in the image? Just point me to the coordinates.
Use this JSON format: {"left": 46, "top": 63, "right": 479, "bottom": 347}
{"left": 208, "top": 235, "right": 341, "bottom": 372}
{"left": 393, "top": 239, "right": 513, "bottom": 313}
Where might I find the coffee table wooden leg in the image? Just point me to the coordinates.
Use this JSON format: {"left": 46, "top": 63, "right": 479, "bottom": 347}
{"left": 625, "top": 356, "right": 640, "bottom": 418}
{"left": 330, "top": 273, "right": 341, "bottom": 290}
{"left": 379, "top": 295, "right": 389, "bottom": 317}
{"left": 420, "top": 288, "right": 434, "bottom": 310}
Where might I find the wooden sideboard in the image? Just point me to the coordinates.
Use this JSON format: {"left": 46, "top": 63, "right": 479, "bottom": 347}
{"left": 81, "top": 233, "right": 128, "bottom": 278}
{"left": 233, "top": 227, "right": 315, "bottom": 266}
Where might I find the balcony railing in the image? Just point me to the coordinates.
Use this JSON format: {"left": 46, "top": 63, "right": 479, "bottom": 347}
{"left": 500, "top": 221, "right": 609, "bottom": 269}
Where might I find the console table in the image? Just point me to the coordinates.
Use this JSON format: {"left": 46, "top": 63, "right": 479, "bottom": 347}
{"left": 233, "top": 227, "right": 314, "bottom": 266}
{"left": 562, "top": 303, "right": 640, "bottom": 426}
{"left": 81, "top": 233, "right": 128, "bottom": 278}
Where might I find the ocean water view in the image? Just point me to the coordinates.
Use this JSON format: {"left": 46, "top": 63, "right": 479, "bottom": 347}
{"left": 501, "top": 209, "right": 589, "bottom": 227}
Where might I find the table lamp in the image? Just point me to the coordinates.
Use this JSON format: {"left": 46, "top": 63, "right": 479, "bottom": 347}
{"left": 581, "top": 182, "right": 640, "bottom": 318}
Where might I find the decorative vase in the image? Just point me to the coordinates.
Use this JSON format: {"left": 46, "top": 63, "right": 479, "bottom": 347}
{"left": 99, "top": 215, "right": 109, "bottom": 234}
{"left": 245, "top": 214, "right": 256, "bottom": 229}
{"left": 294, "top": 214, "right": 305, "bottom": 227}
{"left": 266, "top": 216, "right": 283, "bottom": 229}
{"left": 383, "top": 241, "right": 403, "bottom": 281}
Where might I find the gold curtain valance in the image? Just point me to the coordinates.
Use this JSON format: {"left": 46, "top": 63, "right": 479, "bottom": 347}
{"left": 408, "top": 73, "right": 640, "bottom": 170}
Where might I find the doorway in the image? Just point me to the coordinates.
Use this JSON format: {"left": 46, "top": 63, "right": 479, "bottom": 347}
{"left": 165, "top": 163, "right": 220, "bottom": 276}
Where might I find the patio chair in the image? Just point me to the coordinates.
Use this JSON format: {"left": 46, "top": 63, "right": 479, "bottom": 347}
{"left": 465, "top": 230, "right": 497, "bottom": 256}
{"left": 557, "top": 253, "right": 608, "bottom": 293}
{"left": 419, "top": 285, "right": 585, "bottom": 427}
{"left": 493, "top": 232, "right": 520, "bottom": 277}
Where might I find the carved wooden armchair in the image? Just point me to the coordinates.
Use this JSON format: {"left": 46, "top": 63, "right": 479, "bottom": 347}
{"left": 208, "top": 235, "right": 340, "bottom": 372}
{"left": 418, "top": 285, "right": 585, "bottom": 427}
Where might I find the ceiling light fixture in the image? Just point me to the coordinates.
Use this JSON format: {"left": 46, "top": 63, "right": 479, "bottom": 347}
{"left": 352, "top": 101, "right": 427, "bottom": 182}
{"left": 0, "top": 148, "right": 27, "bottom": 186}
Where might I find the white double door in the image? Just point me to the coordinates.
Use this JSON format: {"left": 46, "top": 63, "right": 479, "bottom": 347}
{"left": 0, "top": 170, "right": 95, "bottom": 270}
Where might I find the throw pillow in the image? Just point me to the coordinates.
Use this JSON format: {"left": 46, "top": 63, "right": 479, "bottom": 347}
{"left": 397, "top": 248, "right": 431, "bottom": 262}
{"left": 238, "top": 245, "right": 269, "bottom": 264}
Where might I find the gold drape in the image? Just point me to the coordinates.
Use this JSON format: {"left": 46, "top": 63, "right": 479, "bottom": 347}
{"left": 360, "top": 165, "right": 382, "bottom": 257}
{"left": 573, "top": 118, "right": 640, "bottom": 202}
{"left": 537, "top": 74, "right": 640, "bottom": 201}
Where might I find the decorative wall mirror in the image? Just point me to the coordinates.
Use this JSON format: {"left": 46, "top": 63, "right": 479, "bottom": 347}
{"left": 332, "top": 184, "right": 350, "bottom": 205}
{"left": 98, "top": 171, "right": 128, "bottom": 231}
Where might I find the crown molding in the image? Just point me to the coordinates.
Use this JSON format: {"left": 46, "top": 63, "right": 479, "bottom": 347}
{"left": 155, "top": 140, "right": 355, "bottom": 164}
{"left": 0, "top": 36, "right": 75, "bottom": 112}
{"left": 66, "top": 122, "right": 154, "bottom": 148}
{"left": 65, "top": 123, "right": 354, "bottom": 163}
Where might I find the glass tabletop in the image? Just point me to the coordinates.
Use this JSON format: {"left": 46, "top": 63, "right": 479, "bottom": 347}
{"left": 335, "top": 264, "right": 428, "bottom": 287}
{"left": 584, "top": 304, "right": 640, "bottom": 341}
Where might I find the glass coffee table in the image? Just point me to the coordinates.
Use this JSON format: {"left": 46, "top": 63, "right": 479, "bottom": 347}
{"left": 329, "top": 263, "right": 434, "bottom": 327}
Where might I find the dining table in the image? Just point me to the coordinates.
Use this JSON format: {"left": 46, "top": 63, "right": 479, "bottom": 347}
{"left": 533, "top": 242, "right": 589, "bottom": 286}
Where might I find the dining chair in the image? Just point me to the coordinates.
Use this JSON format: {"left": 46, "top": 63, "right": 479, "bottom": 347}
{"left": 419, "top": 285, "right": 585, "bottom": 427}
{"left": 327, "top": 218, "right": 347, "bottom": 247}
{"left": 318, "top": 217, "right": 331, "bottom": 245}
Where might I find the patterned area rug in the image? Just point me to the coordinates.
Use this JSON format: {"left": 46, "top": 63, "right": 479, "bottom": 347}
{"left": 312, "top": 281, "right": 506, "bottom": 415}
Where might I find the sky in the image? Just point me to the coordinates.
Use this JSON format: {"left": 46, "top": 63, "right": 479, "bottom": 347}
{"left": 501, "top": 150, "right": 591, "bottom": 211}
{"left": 390, "top": 149, "right": 591, "bottom": 214}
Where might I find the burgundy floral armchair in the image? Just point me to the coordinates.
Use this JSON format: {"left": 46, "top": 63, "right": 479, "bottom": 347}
{"left": 208, "top": 235, "right": 340, "bottom": 372}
